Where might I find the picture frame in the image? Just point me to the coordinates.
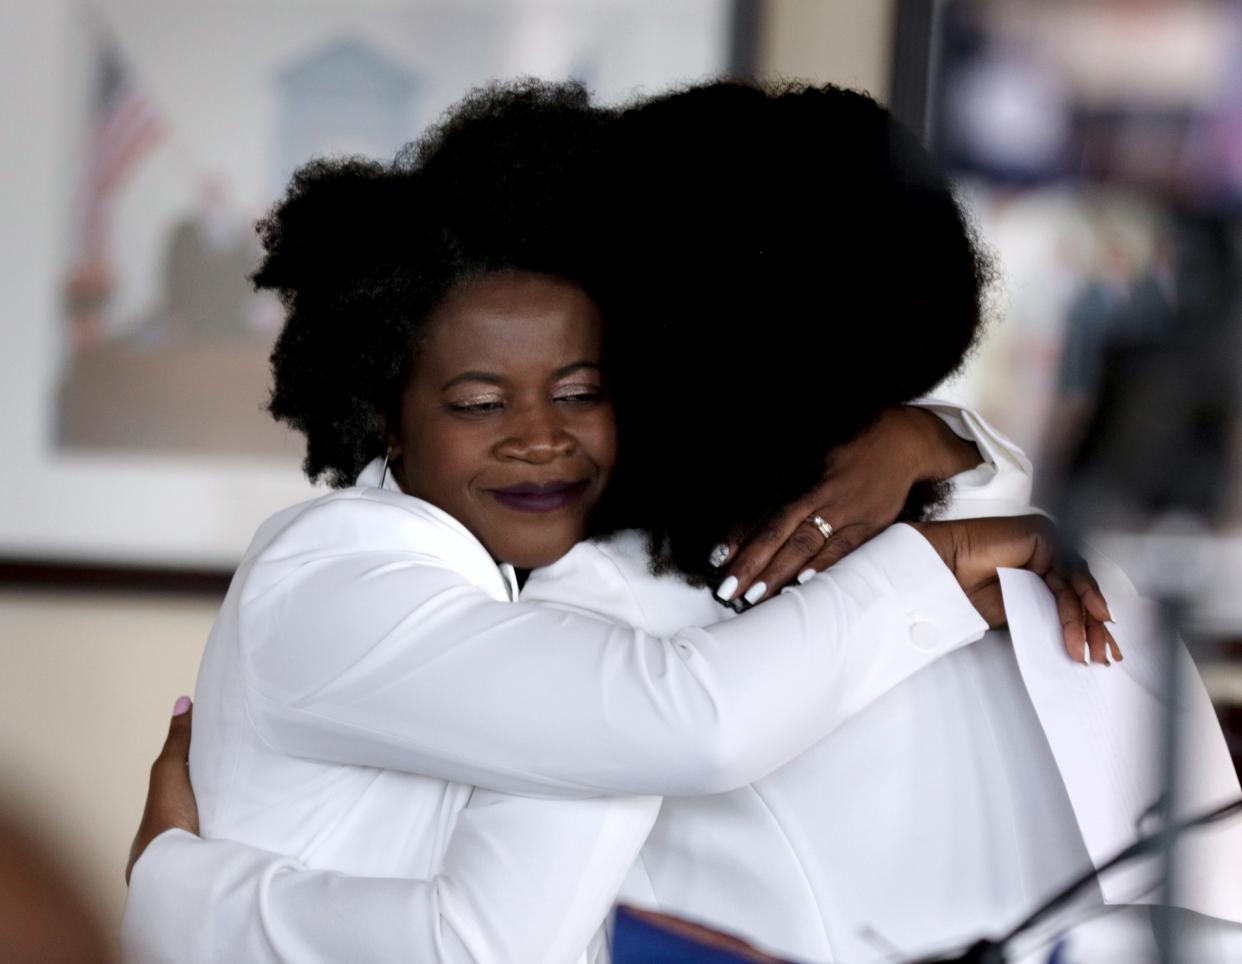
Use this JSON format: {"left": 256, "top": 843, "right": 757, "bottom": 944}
{"left": 1, "top": 0, "right": 748, "bottom": 584}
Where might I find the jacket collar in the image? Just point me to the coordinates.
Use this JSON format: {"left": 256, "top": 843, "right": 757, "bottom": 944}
{"left": 355, "top": 457, "right": 519, "bottom": 600}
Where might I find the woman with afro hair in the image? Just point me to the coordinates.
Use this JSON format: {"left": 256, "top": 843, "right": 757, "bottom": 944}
{"left": 124, "top": 79, "right": 1113, "bottom": 964}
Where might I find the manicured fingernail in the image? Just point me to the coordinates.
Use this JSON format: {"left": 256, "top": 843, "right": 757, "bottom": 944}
{"left": 796, "top": 568, "right": 815, "bottom": 585}
{"left": 173, "top": 696, "right": 191, "bottom": 716}
{"left": 744, "top": 581, "right": 767, "bottom": 605}
{"left": 708, "top": 544, "right": 731, "bottom": 568}
{"left": 729, "top": 597, "right": 748, "bottom": 614}
{"left": 716, "top": 575, "right": 739, "bottom": 602}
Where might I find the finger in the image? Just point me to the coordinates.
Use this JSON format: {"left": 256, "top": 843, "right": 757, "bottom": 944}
{"left": 720, "top": 504, "right": 816, "bottom": 602}
{"left": 1045, "top": 570, "right": 1087, "bottom": 663}
{"left": 968, "top": 580, "right": 1008, "bottom": 628}
{"left": 1085, "top": 612, "right": 1110, "bottom": 665}
{"left": 1070, "top": 567, "right": 1112, "bottom": 623}
{"left": 804, "top": 525, "right": 867, "bottom": 576}
{"left": 707, "top": 541, "right": 736, "bottom": 570}
{"left": 743, "top": 518, "right": 838, "bottom": 602}
{"left": 129, "top": 697, "right": 195, "bottom": 884}
{"left": 157, "top": 696, "right": 192, "bottom": 767}
{"left": 1106, "top": 626, "right": 1123, "bottom": 662}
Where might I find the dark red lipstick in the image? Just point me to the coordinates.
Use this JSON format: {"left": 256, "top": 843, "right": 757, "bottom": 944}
{"left": 487, "top": 479, "right": 590, "bottom": 513}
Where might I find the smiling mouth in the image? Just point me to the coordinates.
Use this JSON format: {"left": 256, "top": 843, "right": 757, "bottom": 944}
{"left": 486, "top": 480, "right": 590, "bottom": 513}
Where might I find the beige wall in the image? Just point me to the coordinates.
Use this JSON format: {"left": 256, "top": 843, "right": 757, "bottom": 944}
{"left": 0, "top": 589, "right": 218, "bottom": 956}
{"left": 758, "top": 0, "right": 895, "bottom": 100}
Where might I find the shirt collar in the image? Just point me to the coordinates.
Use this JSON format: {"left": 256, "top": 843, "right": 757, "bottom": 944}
{"left": 356, "top": 456, "right": 405, "bottom": 494}
{"left": 356, "top": 457, "right": 520, "bottom": 601}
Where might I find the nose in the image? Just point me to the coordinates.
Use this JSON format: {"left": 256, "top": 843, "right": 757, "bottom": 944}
{"left": 494, "top": 400, "right": 576, "bottom": 464}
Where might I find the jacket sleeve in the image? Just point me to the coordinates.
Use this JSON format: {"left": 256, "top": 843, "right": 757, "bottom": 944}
{"left": 241, "top": 508, "right": 988, "bottom": 798}
{"left": 909, "top": 398, "right": 1035, "bottom": 518}
{"left": 123, "top": 788, "right": 659, "bottom": 964}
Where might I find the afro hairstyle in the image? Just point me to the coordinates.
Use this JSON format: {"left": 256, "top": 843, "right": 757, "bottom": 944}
{"left": 588, "top": 80, "right": 992, "bottom": 584}
{"left": 257, "top": 79, "right": 608, "bottom": 487}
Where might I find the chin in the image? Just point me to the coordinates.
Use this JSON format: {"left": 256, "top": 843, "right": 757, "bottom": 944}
{"left": 506, "top": 547, "right": 575, "bottom": 571}
{"left": 497, "top": 533, "right": 582, "bottom": 571}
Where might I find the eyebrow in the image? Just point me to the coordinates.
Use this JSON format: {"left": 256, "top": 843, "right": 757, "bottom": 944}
{"left": 439, "top": 361, "right": 601, "bottom": 392}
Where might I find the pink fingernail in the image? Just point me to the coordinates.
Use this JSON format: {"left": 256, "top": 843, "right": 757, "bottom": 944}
{"left": 173, "top": 696, "right": 191, "bottom": 716}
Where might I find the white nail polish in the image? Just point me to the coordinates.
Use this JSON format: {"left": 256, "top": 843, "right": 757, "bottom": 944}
{"left": 744, "top": 581, "right": 767, "bottom": 605}
{"left": 716, "top": 576, "right": 738, "bottom": 602}
{"left": 708, "top": 544, "right": 730, "bottom": 568}
{"left": 796, "top": 568, "right": 815, "bottom": 585}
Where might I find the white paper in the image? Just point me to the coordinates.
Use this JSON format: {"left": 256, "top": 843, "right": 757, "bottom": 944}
{"left": 999, "top": 567, "right": 1242, "bottom": 923}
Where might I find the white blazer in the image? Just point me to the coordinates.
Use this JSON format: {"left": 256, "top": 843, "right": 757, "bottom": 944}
{"left": 519, "top": 530, "right": 1089, "bottom": 962}
{"left": 123, "top": 406, "right": 1034, "bottom": 964}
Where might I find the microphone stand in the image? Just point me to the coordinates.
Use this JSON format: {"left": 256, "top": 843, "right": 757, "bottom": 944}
{"left": 913, "top": 796, "right": 1242, "bottom": 963}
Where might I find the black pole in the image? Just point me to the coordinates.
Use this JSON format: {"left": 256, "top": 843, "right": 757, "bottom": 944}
{"left": 888, "top": 0, "right": 942, "bottom": 145}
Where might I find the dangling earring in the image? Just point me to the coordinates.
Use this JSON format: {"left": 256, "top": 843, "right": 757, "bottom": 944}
{"left": 380, "top": 450, "right": 391, "bottom": 488}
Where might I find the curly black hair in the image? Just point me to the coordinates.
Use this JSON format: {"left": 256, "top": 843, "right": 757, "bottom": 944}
{"left": 257, "top": 79, "right": 607, "bottom": 486}
{"left": 256, "top": 76, "right": 990, "bottom": 589}
{"left": 590, "top": 81, "right": 993, "bottom": 584}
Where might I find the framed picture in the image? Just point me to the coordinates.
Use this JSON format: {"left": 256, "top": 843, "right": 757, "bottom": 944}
{"left": 1, "top": 0, "right": 745, "bottom": 579}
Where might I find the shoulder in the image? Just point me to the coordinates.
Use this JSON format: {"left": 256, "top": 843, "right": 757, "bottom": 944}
{"left": 524, "top": 530, "right": 719, "bottom": 634}
{"left": 521, "top": 536, "right": 649, "bottom": 626}
{"left": 250, "top": 486, "right": 481, "bottom": 558}
{"left": 239, "top": 486, "right": 501, "bottom": 601}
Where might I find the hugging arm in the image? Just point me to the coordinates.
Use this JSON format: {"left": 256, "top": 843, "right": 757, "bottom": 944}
{"left": 125, "top": 707, "right": 657, "bottom": 964}
{"left": 126, "top": 796, "right": 657, "bottom": 964}
{"left": 244, "top": 512, "right": 988, "bottom": 798}
{"left": 240, "top": 402, "right": 1088, "bottom": 798}
{"left": 716, "top": 401, "right": 1033, "bottom": 600}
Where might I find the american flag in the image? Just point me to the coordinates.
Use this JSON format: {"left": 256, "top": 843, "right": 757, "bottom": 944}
{"left": 79, "top": 38, "right": 165, "bottom": 260}
{"left": 67, "top": 35, "right": 164, "bottom": 345}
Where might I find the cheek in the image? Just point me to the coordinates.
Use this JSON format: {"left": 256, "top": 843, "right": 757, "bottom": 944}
{"left": 400, "top": 420, "right": 486, "bottom": 492}
{"left": 581, "top": 409, "right": 618, "bottom": 477}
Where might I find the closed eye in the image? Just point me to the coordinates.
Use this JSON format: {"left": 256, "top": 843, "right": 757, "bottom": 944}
{"left": 555, "top": 391, "right": 603, "bottom": 405}
{"left": 445, "top": 400, "right": 504, "bottom": 415}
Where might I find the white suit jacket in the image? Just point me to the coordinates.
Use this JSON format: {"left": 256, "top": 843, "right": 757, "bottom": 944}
{"left": 123, "top": 406, "right": 1029, "bottom": 964}
{"left": 523, "top": 531, "right": 1090, "bottom": 962}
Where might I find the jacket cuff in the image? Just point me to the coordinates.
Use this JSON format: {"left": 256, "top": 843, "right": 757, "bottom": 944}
{"left": 834, "top": 522, "right": 989, "bottom": 658}
{"left": 909, "top": 398, "right": 1034, "bottom": 518}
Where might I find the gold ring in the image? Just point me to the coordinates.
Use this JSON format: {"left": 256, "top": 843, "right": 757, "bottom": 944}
{"left": 808, "top": 514, "right": 834, "bottom": 543}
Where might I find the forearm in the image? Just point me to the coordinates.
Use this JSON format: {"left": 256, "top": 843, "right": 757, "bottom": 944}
{"left": 124, "top": 832, "right": 494, "bottom": 964}
{"left": 124, "top": 791, "right": 658, "bottom": 964}
{"left": 247, "top": 523, "right": 986, "bottom": 797}
{"left": 124, "top": 830, "right": 440, "bottom": 964}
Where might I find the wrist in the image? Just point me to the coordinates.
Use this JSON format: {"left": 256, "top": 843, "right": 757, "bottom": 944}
{"left": 904, "top": 406, "right": 982, "bottom": 481}
{"left": 904, "top": 519, "right": 956, "bottom": 574}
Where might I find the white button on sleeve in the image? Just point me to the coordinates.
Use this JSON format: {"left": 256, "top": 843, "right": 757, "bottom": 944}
{"left": 909, "top": 621, "right": 941, "bottom": 651}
